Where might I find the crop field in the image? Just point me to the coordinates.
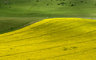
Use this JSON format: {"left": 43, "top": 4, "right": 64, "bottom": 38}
{"left": 0, "top": 18, "right": 96, "bottom": 60}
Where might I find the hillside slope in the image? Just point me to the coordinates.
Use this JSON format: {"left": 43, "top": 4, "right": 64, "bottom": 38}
{"left": 0, "top": 0, "right": 96, "bottom": 17}
{"left": 0, "top": 17, "right": 45, "bottom": 34}
{"left": 0, "top": 18, "right": 96, "bottom": 60}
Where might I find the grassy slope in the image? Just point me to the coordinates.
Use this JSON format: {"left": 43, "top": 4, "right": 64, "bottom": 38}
{"left": 0, "top": 18, "right": 96, "bottom": 60}
{"left": 0, "top": 0, "right": 96, "bottom": 17}
{"left": 0, "top": 17, "right": 45, "bottom": 34}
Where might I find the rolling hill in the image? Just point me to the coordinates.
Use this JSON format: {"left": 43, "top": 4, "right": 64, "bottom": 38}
{"left": 0, "top": 18, "right": 96, "bottom": 60}
{"left": 0, "top": 0, "right": 96, "bottom": 34}
{"left": 0, "top": 0, "right": 96, "bottom": 17}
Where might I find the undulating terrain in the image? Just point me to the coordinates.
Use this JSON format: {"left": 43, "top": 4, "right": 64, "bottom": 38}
{"left": 0, "top": 18, "right": 96, "bottom": 60}
{"left": 0, "top": 0, "right": 96, "bottom": 34}
{"left": 0, "top": 0, "right": 96, "bottom": 60}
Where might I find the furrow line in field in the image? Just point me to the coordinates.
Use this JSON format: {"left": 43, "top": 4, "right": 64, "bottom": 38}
{"left": 42, "top": 48, "right": 96, "bottom": 60}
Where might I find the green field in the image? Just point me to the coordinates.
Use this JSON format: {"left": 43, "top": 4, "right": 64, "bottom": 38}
{"left": 0, "top": 0, "right": 96, "bottom": 17}
{"left": 0, "top": 17, "right": 45, "bottom": 34}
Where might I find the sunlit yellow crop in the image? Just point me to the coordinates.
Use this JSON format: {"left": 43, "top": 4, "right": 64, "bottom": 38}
{"left": 0, "top": 18, "right": 96, "bottom": 60}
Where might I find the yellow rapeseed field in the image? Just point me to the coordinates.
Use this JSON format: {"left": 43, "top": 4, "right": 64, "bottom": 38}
{"left": 0, "top": 18, "right": 96, "bottom": 60}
